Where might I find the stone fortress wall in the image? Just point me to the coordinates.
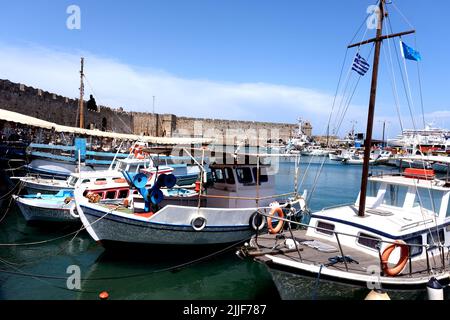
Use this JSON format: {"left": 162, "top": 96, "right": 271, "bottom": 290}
{"left": 0, "top": 79, "right": 312, "bottom": 145}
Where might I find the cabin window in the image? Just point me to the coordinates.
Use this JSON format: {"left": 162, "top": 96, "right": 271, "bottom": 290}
{"left": 68, "top": 177, "right": 79, "bottom": 186}
{"left": 105, "top": 191, "right": 116, "bottom": 199}
{"left": 316, "top": 221, "right": 335, "bottom": 236}
{"left": 357, "top": 233, "right": 380, "bottom": 250}
{"left": 236, "top": 167, "right": 253, "bottom": 184}
{"left": 383, "top": 185, "right": 408, "bottom": 207}
{"left": 413, "top": 189, "right": 442, "bottom": 215}
{"left": 81, "top": 179, "right": 90, "bottom": 184}
{"left": 224, "top": 167, "right": 235, "bottom": 185}
{"left": 212, "top": 169, "right": 225, "bottom": 183}
{"left": 427, "top": 229, "right": 445, "bottom": 249}
{"left": 367, "top": 181, "right": 381, "bottom": 197}
{"left": 404, "top": 235, "right": 423, "bottom": 257}
{"left": 118, "top": 190, "right": 128, "bottom": 198}
{"left": 252, "top": 167, "right": 268, "bottom": 184}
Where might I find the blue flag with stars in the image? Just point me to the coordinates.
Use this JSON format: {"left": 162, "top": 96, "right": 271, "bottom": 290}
{"left": 400, "top": 40, "right": 422, "bottom": 61}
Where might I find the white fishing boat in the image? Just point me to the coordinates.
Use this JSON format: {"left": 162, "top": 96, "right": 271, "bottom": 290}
{"left": 74, "top": 148, "right": 305, "bottom": 247}
{"left": 16, "top": 146, "right": 174, "bottom": 195}
{"left": 12, "top": 190, "right": 78, "bottom": 223}
{"left": 240, "top": 0, "right": 450, "bottom": 297}
{"left": 301, "top": 145, "right": 332, "bottom": 157}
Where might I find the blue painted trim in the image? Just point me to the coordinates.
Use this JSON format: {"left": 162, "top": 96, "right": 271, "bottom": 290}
{"left": 30, "top": 152, "right": 76, "bottom": 162}
{"left": 29, "top": 143, "right": 75, "bottom": 151}
{"left": 310, "top": 213, "right": 450, "bottom": 240}
{"left": 25, "top": 165, "right": 71, "bottom": 177}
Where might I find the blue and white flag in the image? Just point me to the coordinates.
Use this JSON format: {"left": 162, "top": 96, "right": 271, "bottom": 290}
{"left": 352, "top": 53, "right": 370, "bottom": 76}
{"left": 400, "top": 40, "right": 422, "bottom": 61}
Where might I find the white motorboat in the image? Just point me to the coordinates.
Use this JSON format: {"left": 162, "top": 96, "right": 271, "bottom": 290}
{"left": 12, "top": 190, "right": 78, "bottom": 223}
{"left": 301, "top": 145, "right": 333, "bottom": 157}
{"left": 240, "top": 0, "right": 450, "bottom": 297}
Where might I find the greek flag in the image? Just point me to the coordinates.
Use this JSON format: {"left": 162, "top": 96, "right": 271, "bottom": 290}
{"left": 352, "top": 53, "right": 370, "bottom": 76}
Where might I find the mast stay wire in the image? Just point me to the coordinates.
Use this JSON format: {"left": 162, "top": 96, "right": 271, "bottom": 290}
{"left": 307, "top": 16, "right": 376, "bottom": 203}
{"left": 385, "top": 3, "right": 443, "bottom": 251}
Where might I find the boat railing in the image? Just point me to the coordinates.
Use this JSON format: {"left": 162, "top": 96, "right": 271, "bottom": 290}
{"left": 253, "top": 211, "right": 448, "bottom": 276}
{"left": 199, "top": 191, "right": 299, "bottom": 202}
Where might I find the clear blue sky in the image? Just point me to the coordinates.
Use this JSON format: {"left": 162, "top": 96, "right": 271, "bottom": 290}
{"left": 0, "top": 0, "right": 449, "bottom": 137}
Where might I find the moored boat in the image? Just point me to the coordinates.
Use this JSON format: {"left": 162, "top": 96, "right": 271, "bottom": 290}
{"left": 74, "top": 149, "right": 305, "bottom": 248}
{"left": 12, "top": 189, "right": 78, "bottom": 223}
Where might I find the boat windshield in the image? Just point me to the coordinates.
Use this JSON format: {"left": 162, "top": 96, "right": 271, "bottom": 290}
{"left": 413, "top": 188, "right": 444, "bottom": 215}
{"left": 383, "top": 184, "right": 408, "bottom": 207}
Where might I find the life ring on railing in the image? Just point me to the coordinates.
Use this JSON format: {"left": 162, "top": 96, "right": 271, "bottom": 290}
{"left": 381, "top": 240, "right": 409, "bottom": 276}
{"left": 249, "top": 211, "right": 265, "bottom": 231}
{"left": 267, "top": 207, "right": 284, "bottom": 234}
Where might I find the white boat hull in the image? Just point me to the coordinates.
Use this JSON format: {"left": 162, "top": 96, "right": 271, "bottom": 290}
{"left": 13, "top": 195, "right": 78, "bottom": 223}
{"left": 77, "top": 203, "right": 256, "bottom": 246}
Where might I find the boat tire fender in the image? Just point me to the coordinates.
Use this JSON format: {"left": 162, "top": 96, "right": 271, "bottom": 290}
{"left": 249, "top": 211, "right": 265, "bottom": 231}
{"left": 191, "top": 216, "right": 207, "bottom": 231}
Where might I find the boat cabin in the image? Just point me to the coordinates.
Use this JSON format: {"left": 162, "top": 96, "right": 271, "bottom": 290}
{"left": 307, "top": 171, "right": 450, "bottom": 260}
{"left": 207, "top": 159, "right": 275, "bottom": 208}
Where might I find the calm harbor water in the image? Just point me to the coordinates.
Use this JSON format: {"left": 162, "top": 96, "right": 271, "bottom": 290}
{"left": 0, "top": 157, "right": 438, "bottom": 300}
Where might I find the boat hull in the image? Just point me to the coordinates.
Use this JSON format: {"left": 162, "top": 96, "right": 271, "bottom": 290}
{"left": 13, "top": 196, "right": 78, "bottom": 223}
{"left": 264, "top": 256, "right": 450, "bottom": 293}
{"left": 78, "top": 203, "right": 256, "bottom": 247}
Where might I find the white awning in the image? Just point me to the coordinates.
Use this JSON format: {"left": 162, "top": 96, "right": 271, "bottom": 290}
{"left": 0, "top": 108, "right": 212, "bottom": 145}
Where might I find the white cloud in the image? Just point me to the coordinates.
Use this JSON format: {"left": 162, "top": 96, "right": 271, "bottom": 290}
{"left": 0, "top": 43, "right": 366, "bottom": 135}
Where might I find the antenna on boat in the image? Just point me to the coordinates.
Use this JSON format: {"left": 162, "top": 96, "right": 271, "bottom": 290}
{"left": 79, "top": 57, "right": 85, "bottom": 129}
{"left": 347, "top": 0, "right": 415, "bottom": 217}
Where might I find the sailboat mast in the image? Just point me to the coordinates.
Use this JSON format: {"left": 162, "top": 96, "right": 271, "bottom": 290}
{"left": 357, "top": 0, "right": 385, "bottom": 217}
{"left": 79, "top": 57, "right": 85, "bottom": 129}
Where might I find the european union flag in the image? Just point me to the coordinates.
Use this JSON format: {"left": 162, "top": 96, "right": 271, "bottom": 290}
{"left": 400, "top": 41, "right": 422, "bottom": 61}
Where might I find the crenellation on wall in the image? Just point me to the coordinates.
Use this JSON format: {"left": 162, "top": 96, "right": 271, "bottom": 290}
{"left": 0, "top": 79, "right": 307, "bottom": 145}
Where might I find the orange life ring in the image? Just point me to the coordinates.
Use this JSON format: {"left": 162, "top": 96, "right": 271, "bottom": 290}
{"left": 267, "top": 207, "right": 284, "bottom": 234}
{"left": 381, "top": 240, "right": 409, "bottom": 276}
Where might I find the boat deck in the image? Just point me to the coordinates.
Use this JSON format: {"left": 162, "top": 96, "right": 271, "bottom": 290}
{"left": 247, "top": 228, "right": 448, "bottom": 286}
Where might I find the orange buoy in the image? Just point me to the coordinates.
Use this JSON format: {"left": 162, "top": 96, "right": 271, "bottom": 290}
{"left": 381, "top": 240, "right": 409, "bottom": 276}
{"left": 99, "top": 291, "right": 109, "bottom": 300}
{"left": 267, "top": 206, "right": 285, "bottom": 234}
{"left": 195, "top": 180, "right": 201, "bottom": 192}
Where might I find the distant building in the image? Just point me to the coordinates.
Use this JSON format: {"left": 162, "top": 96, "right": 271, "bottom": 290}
{"left": 301, "top": 121, "right": 313, "bottom": 137}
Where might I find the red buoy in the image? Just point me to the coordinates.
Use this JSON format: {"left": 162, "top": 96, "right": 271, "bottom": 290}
{"left": 99, "top": 291, "right": 109, "bottom": 300}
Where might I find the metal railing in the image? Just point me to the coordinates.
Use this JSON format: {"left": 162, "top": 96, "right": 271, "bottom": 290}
{"left": 252, "top": 210, "right": 449, "bottom": 276}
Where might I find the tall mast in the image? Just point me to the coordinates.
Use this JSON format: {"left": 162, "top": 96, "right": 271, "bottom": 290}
{"left": 357, "top": 0, "right": 385, "bottom": 217}
{"left": 79, "top": 57, "right": 85, "bottom": 129}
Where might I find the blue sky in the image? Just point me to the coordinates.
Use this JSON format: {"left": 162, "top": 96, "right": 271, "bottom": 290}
{"left": 0, "top": 0, "right": 449, "bottom": 138}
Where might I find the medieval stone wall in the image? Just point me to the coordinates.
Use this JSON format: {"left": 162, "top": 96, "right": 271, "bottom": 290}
{"left": 0, "top": 79, "right": 308, "bottom": 145}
